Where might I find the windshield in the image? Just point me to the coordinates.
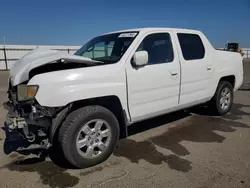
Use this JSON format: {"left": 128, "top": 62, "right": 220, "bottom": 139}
{"left": 74, "top": 32, "right": 139, "bottom": 63}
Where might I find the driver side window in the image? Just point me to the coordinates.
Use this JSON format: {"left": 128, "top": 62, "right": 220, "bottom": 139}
{"left": 136, "top": 33, "right": 174, "bottom": 64}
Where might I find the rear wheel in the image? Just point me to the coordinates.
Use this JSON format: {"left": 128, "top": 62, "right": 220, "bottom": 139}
{"left": 208, "top": 81, "right": 233, "bottom": 115}
{"left": 57, "top": 105, "right": 119, "bottom": 168}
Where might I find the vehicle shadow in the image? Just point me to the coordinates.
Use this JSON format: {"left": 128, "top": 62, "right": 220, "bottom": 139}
{"left": 127, "top": 111, "right": 190, "bottom": 137}
{"left": 191, "top": 102, "right": 250, "bottom": 121}
{"left": 114, "top": 110, "right": 249, "bottom": 172}
{"left": 225, "top": 102, "right": 250, "bottom": 121}
{"left": 2, "top": 104, "right": 249, "bottom": 179}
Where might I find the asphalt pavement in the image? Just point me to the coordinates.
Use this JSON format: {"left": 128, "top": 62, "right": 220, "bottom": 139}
{"left": 0, "top": 60, "right": 249, "bottom": 188}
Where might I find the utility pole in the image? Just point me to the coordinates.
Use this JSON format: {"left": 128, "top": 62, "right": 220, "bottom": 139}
{"left": 3, "top": 36, "right": 8, "bottom": 70}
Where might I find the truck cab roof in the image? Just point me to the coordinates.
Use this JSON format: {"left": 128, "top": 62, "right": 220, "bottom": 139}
{"left": 103, "top": 27, "right": 201, "bottom": 35}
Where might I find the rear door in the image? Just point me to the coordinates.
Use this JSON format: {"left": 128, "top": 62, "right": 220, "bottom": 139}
{"left": 174, "top": 32, "right": 214, "bottom": 105}
{"left": 126, "top": 31, "right": 181, "bottom": 122}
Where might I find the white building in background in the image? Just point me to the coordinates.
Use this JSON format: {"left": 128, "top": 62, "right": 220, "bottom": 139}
{"left": 0, "top": 44, "right": 249, "bottom": 70}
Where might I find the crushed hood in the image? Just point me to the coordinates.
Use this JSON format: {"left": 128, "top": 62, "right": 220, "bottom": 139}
{"left": 9, "top": 47, "right": 103, "bottom": 86}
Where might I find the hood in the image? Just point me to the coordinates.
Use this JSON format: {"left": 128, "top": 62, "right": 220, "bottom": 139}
{"left": 9, "top": 47, "right": 103, "bottom": 86}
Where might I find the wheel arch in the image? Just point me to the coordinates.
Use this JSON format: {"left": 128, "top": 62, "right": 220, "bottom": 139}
{"left": 212, "top": 75, "right": 236, "bottom": 97}
{"left": 218, "top": 75, "right": 235, "bottom": 88}
{"left": 50, "top": 95, "right": 128, "bottom": 143}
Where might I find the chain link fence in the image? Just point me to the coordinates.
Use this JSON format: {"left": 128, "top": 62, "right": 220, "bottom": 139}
{"left": 242, "top": 49, "right": 250, "bottom": 59}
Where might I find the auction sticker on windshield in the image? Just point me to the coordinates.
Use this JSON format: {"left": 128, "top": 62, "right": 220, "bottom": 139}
{"left": 118, "top": 33, "right": 137, "bottom": 38}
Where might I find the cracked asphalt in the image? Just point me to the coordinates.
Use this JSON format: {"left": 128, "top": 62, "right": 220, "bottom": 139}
{"left": 0, "top": 60, "right": 249, "bottom": 188}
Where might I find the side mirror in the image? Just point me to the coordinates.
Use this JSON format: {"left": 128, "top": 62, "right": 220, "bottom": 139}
{"left": 132, "top": 51, "right": 148, "bottom": 66}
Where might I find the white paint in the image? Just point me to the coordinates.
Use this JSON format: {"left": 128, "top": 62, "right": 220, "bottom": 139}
{"left": 132, "top": 51, "right": 148, "bottom": 66}
{"left": 10, "top": 47, "right": 103, "bottom": 86}
{"left": 0, "top": 44, "right": 80, "bottom": 70}
{"left": 173, "top": 30, "right": 215, "bottom": 105}
{"left": 9, "top": 27, "right": 244, "bottom": 124}
{"left": 125, "top": 30, "right": 181, "bottom": 122}
{"left": 0, "top": 44, "right": 249, "bottom": 70}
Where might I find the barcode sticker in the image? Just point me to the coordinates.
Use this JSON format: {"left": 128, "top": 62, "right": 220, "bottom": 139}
{"left": 118, "top": 33, "right": 137, "bottom": 38}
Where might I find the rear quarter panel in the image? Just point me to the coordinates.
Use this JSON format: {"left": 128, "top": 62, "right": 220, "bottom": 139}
{"left": 213, "top": 50, "right": 243, "bottom": 92}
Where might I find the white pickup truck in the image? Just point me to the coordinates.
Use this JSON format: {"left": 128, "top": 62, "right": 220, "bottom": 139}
{"left": 3, "top": 28, "right": 243, "bottom": 168}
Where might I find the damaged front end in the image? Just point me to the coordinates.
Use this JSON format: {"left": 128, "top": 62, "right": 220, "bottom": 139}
{"left": 3, "top": 82, "right": 69, "bottom": 156}
{"left": 3, "top": 48, "right": 101, "bottom": 156}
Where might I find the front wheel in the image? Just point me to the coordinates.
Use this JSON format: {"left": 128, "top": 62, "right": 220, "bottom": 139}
{"left": 57, "top": 105, "right": 120, "bottom": 168}
{"left": 208, "top": 81, "right": 234, "bottom": 115}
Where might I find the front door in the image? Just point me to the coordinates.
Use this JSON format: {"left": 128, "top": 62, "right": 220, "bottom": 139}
{"left": 126, "top": 31, "right": 181, "bottom": 122}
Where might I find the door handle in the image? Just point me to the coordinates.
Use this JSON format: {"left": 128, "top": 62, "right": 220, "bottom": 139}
{"left": 171, "top": 72, "right": 178, "bottom": 76}
{"left": 207, "top": 67, "right": 212, "bottom": 70}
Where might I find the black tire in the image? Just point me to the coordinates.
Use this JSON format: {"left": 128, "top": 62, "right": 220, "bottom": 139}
{"left": 49, "top": 138, "right": 76, "bottom": 169}
{"left": 57, "top": 105, "right": 120, "bottom": 168}
{"left": 208, "top": 81, "right": 234, "bottom": 115}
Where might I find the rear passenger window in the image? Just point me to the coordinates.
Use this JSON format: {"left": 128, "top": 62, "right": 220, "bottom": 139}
{"left": 177, "top": 33, "right": 205, "bottom": 60}
{"left": 136, "top": 33, "right": 174, "bottom": 64}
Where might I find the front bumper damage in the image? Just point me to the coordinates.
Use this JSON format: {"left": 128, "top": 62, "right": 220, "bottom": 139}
{"left": 3, "top": 121, "right": 29, "bottom": 155}
{"left": 3, "top": 78, "right": 71, "bottom": 156}
{"left": 2, "top": 100, "right": 71, "bottom": 156}
{"left": 3, "top": 103, "right": 51, "bottom": 155}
